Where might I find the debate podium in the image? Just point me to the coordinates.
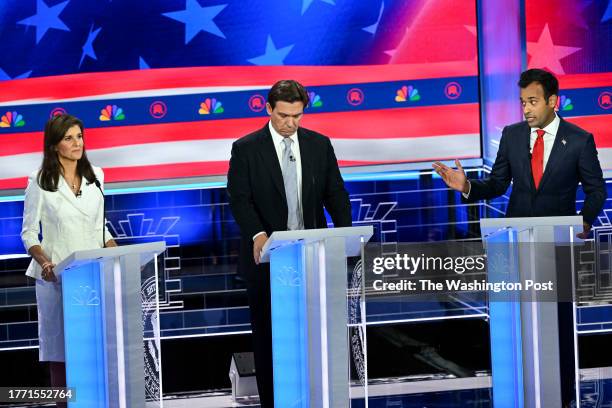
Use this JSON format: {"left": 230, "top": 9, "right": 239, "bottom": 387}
{"left": 480, "top": 216, "right": 582, "bottom": 408}
{"left": 54, "top": 241, "right": 166, "bottom": 408}
{"left": 261, "top": 226, "right": 373, "bottom": 408}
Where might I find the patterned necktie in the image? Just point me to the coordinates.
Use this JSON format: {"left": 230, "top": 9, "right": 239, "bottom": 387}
{"left": 531, "top": 129, "right": 545, "bottom": 189}
{"left": 281, "top": 138, "right": 302, "bottom": 230}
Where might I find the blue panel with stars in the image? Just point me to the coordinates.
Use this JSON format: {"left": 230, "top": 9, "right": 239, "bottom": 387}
{"left": 0, "top": 0, "right": 480, "bottom": 78}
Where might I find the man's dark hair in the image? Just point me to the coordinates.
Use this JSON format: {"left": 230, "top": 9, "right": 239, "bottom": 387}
{"left": 267, "top": 80, "right": 310, "bottom": 109}
{"left": 518, "top": 69, "right": 559, "bottom": 101}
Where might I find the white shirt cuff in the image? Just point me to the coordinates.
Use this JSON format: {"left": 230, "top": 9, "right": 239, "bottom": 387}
{"left": 253, "top": 231, "right": 266, "bottom": 241}
{"left": 23, "top": 238, "right": 41, "bottom": 252}
{"left": 461, "top": 181, "right": 471, "bottom": 199}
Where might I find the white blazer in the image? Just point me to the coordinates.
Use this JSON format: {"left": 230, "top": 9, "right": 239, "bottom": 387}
{"left": 21, "top": 166, "right": 112, "bottom": 280}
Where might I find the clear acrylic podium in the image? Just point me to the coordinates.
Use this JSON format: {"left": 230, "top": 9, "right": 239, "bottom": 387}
{"left": 261, "top": 226, "right": 373, "bottom": 408}
{"left": 54, "top": 241, "right": 166, "bottom": 408}
{"left": 480, "top": 216, "right": 582, "bottom": 408}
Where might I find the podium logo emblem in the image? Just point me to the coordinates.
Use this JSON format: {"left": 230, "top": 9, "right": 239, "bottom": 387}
{"left": 71, "top": 286, "right": 100, "bottom": 306}
{"left": 275, "top": 266, "right": 302, "bottom": 287}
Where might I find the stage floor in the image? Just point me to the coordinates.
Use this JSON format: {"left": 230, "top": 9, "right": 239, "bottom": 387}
{"left": 11, "top": 368, "right": 612, "bottom": 408}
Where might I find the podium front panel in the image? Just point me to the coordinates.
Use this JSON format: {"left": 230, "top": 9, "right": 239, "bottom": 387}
{"left": 270, "top": 243, "right": 309, "bottom": 407}
{"left": 485, "top": 228, "right": 525, "bottom": 408}
{"left": 62, "top": 252, "right": 163, "bottom": 408}
{"left": 269, "top": 236, "right": 356, "bottom": 408}
{"left": 481, "top": 218, "right": 581, "bottom": 408}
{"left": 62, "top": 262, "right": 108, "bottom": 407}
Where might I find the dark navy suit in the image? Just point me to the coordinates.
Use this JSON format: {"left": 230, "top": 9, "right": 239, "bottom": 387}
{"left": 465, "top": 117, "right": 606, "bottom": 225}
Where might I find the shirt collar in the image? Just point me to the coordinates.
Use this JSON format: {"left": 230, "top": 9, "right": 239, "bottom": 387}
{"left": 268, "top": 121, "right": 298, "bottom": 146}
{"left": 530, "top": 113, "right": 560, "bottom": 136}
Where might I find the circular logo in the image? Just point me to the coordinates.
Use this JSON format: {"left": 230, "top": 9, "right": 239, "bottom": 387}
{"left": 49, "top": 107, "right": 67, "bottom": 118}
{"left": 349, "top": 260, "right": 366, "bottom": 385}
{"left": 598, "top": 91, "right": 612, "bottom": 110}
{"left": 444, "top": 82, "right": 462, "bottom": 100}
{"left": 346, "top": 88, "right": 364, "bottom": 106}
{"left": 141, "top": 275, "right": 161, "bottom": 401}
{"left": 149, "top": 101, "right": 167, "bottom": 119}
{"left": 248, "top": 94, "right": 266, "bottom": 112}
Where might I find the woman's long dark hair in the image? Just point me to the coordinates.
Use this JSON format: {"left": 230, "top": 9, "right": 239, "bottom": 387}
{"left": 37, "top": 114, "right": 96, "bottom": 192}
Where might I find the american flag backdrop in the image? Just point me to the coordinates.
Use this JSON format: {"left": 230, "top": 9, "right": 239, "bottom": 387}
{"left": 0, "top": 0, "right": 481, "bottom": 190}
{"left": 525, "top": 0, "right": 612, "bottom": 170}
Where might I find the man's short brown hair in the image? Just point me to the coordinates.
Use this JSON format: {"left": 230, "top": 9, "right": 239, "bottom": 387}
{"left": 267, "top": 80, "right": 310, "bottom": 109}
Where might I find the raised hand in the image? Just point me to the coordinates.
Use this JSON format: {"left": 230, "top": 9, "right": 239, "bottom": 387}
{"left": 432, "top": 160, "right": 469, "bottom": 193}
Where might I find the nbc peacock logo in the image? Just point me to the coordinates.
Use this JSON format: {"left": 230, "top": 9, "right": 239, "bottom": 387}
{"left": 99, "top": 104, "right": 125, "bottom": 121}
{"left": 0, "top": 111, "right": 25, "bottom": 128}
{"left": 308, "top": 91, "right": 323, "bottom": 108}
{"left": 198, "top": 98, "right": 224, "bottom": 115}
{"left": 557, "top": 95, "right": 573, "bottom": 111}
{"left": 395, "top": 85, "right": 420, "bottom": 102}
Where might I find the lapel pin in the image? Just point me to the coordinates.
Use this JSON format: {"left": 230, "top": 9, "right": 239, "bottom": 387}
{"left": 561, "top": 139, "right": 567, "bottom": 146}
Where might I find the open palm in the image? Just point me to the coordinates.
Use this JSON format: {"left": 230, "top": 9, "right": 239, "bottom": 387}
{"left": 432, "top": 160, "right": 468, "bottom": 193}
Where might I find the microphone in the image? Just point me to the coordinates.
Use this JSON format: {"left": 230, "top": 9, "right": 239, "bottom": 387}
{"left": 93, "top": 179, "right": 107, "bottom": 247}
{"left": 289, "top": 155, "right": 296, "bottom": 162}
{"left": 76, "top": 190, "right": 82, "bottom": 198}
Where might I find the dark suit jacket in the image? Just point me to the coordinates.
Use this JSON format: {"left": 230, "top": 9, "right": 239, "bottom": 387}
{"left": 465, "top": 118, "right": 606, "bottom": 225}
{"left": 227, "top": 124, "right": 352, "bottom": 270}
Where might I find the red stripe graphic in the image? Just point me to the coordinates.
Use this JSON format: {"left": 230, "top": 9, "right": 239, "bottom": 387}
{"left": 0, "top": 64, "right": 476, "bottom": 103}
{"left": 103, "top": 161, "right": 231, "bottom": 183}
{"left": 0, "top": 177, "right": 27, "bottom": 190}
{"left": 558, "top": 73, "right": 612, "bottom": 90}
{"left": 566, "top": 116, "right": 612, "bottom": 148}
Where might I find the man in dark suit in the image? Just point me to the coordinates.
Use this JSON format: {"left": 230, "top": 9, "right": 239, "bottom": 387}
{"left": 434, "top": 68, "right": 607, "bottom": 407}
{"left": 227, "top": 80, "right": 352, "bottom": 407}
{"left": 433, "top": 68, "right": 606, "bottom": 237}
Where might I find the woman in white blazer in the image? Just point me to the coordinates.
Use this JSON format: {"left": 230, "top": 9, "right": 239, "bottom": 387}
{"left": 21, "top": 114, "right": 116, "bottom": 401}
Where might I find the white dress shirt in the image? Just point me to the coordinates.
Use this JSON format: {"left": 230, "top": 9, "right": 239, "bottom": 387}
{"left": 529, "top": 113, "right": 560, "bottom": 170}
{"left": 269, "top": 121, "right": 303, "bottom": 205}
{"left": 463, "top": 113, "right": 561, "bottom": 198}
{"left": 253, "top": 123, "right": 304, "bottom": 240}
